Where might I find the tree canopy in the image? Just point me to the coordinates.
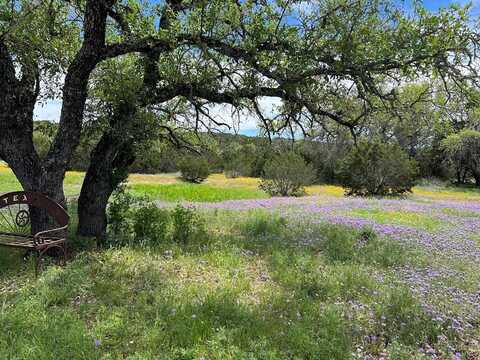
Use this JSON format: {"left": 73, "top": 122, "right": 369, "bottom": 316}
{"left": 1, "top": 0, "right": 479, "bottom": 234}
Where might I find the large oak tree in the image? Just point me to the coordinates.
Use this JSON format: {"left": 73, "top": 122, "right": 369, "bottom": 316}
{"left": 0, "top": 0, "right": 477, "bottom": 232}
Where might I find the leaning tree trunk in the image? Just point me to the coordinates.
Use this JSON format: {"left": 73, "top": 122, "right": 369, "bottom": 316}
{"left": 77, "top": 132, "right": 135, "bottom": 243}
{"left": 77, "top": 44, "right": 159, "bottom": 242}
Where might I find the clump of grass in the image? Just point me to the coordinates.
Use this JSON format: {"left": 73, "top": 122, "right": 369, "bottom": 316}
{"left": 268, "top": 249, "right": 375, "bottom": 301}
{"left": 315, "top": 224, "right": 410, "bottom": 267}
{"left": 238, "top": 211, "right": 287, "bottom": 238}
{"left": 374, "top": 287, "right": 452, "bottom": 347}
{"left": 171, "top": 205, "right": 207, "bottom": 245}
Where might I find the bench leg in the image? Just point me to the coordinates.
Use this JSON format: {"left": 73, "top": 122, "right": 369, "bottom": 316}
{"left": 61, "top": 243, "right": 67, "bottom": 266}
{"left": 35, "top": 250, "right": 41, "bottom": 278}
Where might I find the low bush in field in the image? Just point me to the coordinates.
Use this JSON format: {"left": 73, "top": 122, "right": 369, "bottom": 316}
{"left": 338, "top": 139, "right": 418, "bottom": 196}
{"left": 223, "top": 153, "right": 252, "bottom": 179}
{"left": 132, "top": 204, "right": 170, "bottom": 246}
{"left": 171, "top": 205, "right": 207, "bottom": 245}
{"left": 106, "top": 187, "right": 140, "bottom": 247}
{"left": 178, "top": 155, "right": 211, "bottom": 183}
{"left": 259, "top": 151, "right": 316, "bottom": 196}
{"left": 107, "top": 189, "right": 206, "bottom": 247}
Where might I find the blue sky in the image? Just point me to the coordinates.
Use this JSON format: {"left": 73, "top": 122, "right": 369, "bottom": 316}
{"left": 424, "top": 0, "right": 465, "bottom": 8}
{"left": 420, "top": 0, "right": 479, "bottom": 14}
{"left": 34, "top": 0, "right": 479, "bottom": 135}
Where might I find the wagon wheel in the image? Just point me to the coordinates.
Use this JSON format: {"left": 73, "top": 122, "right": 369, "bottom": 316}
{"left": 0, "top": 203, "right": 31, "bottom": 236}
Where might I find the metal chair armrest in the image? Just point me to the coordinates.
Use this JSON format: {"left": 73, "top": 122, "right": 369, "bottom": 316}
{"left": 34, "top": 225, "right": 68, "bottom": 245}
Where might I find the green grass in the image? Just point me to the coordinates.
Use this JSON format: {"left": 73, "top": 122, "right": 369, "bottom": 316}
{"left": 0, "top": 169, "right": 22, "bottom": 193}
{"left": 130, "top": 183, "right": 269, "bottom": 202}
{"left": 0, "top": 209, "right": 457, "bottom": 359}
{"left": 2, "top": 166, "right": 480, "bottom": 358}
{"left": 0, "top": 165, "right": 267, "bottom": 202}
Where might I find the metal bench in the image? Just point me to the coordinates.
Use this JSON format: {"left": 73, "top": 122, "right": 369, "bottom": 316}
{"left": 0, "top": 191, "right": 69, "bottom": 275}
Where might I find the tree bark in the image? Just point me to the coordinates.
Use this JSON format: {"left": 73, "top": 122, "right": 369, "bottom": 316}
{"left": 77, "top": 131, "right": 136, "bottom": 242}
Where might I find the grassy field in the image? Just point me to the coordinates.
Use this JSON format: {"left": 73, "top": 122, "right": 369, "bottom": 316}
{"left": 1, "top": 163, "right": 480, "bottom": 358}
{"left": 3, "top": 162, "right": 480, "bottom": 202}
{"left": 0, "top": 163, "right": 267, "bottom": 202}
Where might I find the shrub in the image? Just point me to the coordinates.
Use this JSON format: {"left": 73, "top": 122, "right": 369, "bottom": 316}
{"left": 106, "top": 186, "right": 139, "bottom": 246}
{"left": 178, "top": 155, "right": 211, "bottom": 183}
{"left": 132, "top": 205, "right": 170, "bottom": 246}
{"left": 259, "top": 152, "right": 316, "bottom": 196}
{"left": 338, "top": 139, "right": 418, "bottom": 196}
{"left": 222, "top": 144, "right": 253, "bottom": 178}
{"left": 171, "top": 205, "right": 207, "bottom": 245}
{"left": 108, "top": 190, "right": 207, "bottom": 247}
{"left": 224, "top": 156, "right": 252, "bottom": 178}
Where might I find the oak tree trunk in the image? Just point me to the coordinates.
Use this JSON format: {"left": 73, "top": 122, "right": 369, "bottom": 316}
{"left": 77, "top": 131, "right": 135, "bottom": 243}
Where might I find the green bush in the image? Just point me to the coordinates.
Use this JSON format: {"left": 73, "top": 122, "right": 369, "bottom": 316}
{"left": 259, "top": 152, "right": 316, "bottom": 196}
{"left": 108, "top": 191, "right": 207, "bottom": 248}
{"left": 132, "top": 205, "right": 170, "bottom": 246}
{"left": 222, "top": 144, "right": 253, "bottom": 178}
{"left": 224, "top": 156, "right": 252, "bottom": 178}
{"left": 178, "top": 155, "right": 211, "bottom": 183}
{"left": 106, "top": 186, "right": 139, "bottom": 246}
{"left": 33, "top": 131, "right": 52, "bottom": 160}
{"left": 338, "top": 139, "right": 418, "bottom": 196}
{"left": 171, "top": 205, "right": 207, "bottom": 245}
